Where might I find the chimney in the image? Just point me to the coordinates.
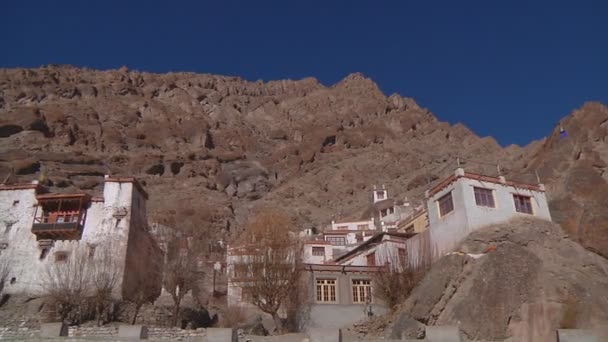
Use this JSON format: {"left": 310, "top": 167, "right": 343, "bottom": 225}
{"left": 499, "top": 176, "right": 506, "bottom": 184}
{"left": 455, "top": 168, "right": 465, "bottom": 177}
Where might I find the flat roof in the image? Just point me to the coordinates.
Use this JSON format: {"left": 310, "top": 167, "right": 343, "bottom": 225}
{"left": 0, "top": 183, "right": 40, "bottom": 191}
{"left": 428, "top": 171, "right": 542, "bottom": 197}
{"left": 104, "top": 176, "right": 149, "bottom": 199}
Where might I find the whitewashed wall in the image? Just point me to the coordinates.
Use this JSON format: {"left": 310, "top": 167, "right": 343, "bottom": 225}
{"left": 339, "top": 237, "right": 406, "bottom": 267}
{"left": 407, "top": 170, "right": 552, "bottom": 269}
{"left": 330, "top": 219, "right": 375, "bottom": 231}
{"left": 0, "top": 179, "right": 151, "bottom": 298}
{"left": 303, "top": 244, "right": 333, "bottom": 264}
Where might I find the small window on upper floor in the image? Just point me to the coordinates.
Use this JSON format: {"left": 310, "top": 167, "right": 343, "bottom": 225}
{"left": 357, "top": 224, "right": 369, "bottom": 230}
{"left": 513, "top": 195, "right": 533, "bottom": 214}
{"left": 55, "top": 252, "right": 69, "bottom": 263}
{"left": 366, "top": 252, "right": 376, "bottom": 266}
{"left": 312, "top": 247, "right": 325, "bottom": 256}
{"left": 438, "top": 192, "right": 454, "bottom": 217}
{"left": 474, "top": 187, "right": 495, "bottom": 208}
{"left": 376, "top": 191, "right": 385, "bottom": 200}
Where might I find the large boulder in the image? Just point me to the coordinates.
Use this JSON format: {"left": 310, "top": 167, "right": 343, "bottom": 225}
{"left": 390, "top": 218, "right": 608, "bottom": 342}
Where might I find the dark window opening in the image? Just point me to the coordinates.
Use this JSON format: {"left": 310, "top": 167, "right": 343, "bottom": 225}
{"left": 326, "top": 236, "right": 346, "bottom": 246}
{"left": 312, "top": 247, "right": 325, "bottom": 256}
{"left": 39, "top": 248, "right": 50, "bottom": 260}
{"left": 474, "top": 187, "right": 495, "bottom": 207}
{"left": 55, "top": 252, "right": 68, "bottom": 263}
{"left": 438, "top": 192, "right": 454, "bottom": 217}
{"left": 366, "top": 252, "right": 376, "bottom": 266}
{"left": 513, "top": 195, "right": 533, "bottom": 214}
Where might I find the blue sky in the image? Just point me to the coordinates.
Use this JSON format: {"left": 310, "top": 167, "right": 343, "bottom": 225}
{"left": 1, "top": 1, "right": 606, "bottom": 146}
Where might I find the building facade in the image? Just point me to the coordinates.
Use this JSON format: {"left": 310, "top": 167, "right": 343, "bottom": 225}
{"left": 403, "top": 168, "right": 552, "bottom": 269}
{"left": 303, "top": 264, "right": 386, "bottom": 329}
{"left": 0, "top": 176, "right": 162, "bottom": 300}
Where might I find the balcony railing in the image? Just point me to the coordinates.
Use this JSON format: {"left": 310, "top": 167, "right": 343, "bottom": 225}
{"left": 32, "top": 214, "right": 84, "bottom": 240}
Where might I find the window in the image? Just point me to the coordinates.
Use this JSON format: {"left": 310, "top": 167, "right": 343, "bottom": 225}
{"left": 234, "top": 264, "right": 249, "bottom": 278}
{"left": 366, "top": 252, "right": 376, "bottom": 266}
{"left": 387, "top": 207, "right": 394, "bottom": 215}
{"left": 39, "top": 248, "right": 50, "bottom": 260}
{"left": 438, "top": 192, "right": 454, "bottom": 217}
{"left": 312, "top": 247, "right": 325, "bottom": 257}
{"left": 513, "top": 195, "right": 533, "bottom": 214}
{"left": 380, "top": 209, "right": 388, "bottom": 217}
{"left": 55, "top": 252, "right": 68, "bottom": 263}
{"left": 474, "top": 187, "right": 495, "bottom": 207}
{"left": 88, "top": 245, "right": 96, "bottom": 259}
{"left": 241, "top": 287, "right": 255, "bottom": 302}
{"left": 316, "top": 279, "right": 337, "bottom": 302}
{"left": 357, "top": 224, "right": 369, "bottom": 230}
{"left": 56, "top": 216, "right": 65, "bottom": 223}
{"left": 398, "top": 248, "right": 407, "bottom": 262}
{"left": 376, "top": 191, "right": 385, "bottom": 200}
{"left": 352, "top": 279, "right": 372, "bottom": 303}
{"left": 356, "top": 235, "right": 363, "bottom": 243}
{"left": 326, "top": 236, "right": 346, "bottom": 246}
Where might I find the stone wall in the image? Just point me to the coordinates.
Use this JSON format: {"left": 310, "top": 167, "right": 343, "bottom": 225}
{"left": 0, "top": 323, "right": 207, "bottom": 341}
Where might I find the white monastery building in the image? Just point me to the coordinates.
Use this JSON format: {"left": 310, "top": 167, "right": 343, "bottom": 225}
{"left": 0, "top": 176, "right": 161, "bottom": 300}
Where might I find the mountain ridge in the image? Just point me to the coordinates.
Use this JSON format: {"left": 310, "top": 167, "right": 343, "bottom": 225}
{"left": 1, "top": 65, "right": 606, "bottom": 256}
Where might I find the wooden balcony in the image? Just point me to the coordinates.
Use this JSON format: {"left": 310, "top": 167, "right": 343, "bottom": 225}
{"left": 32, "top": 221, "right": 83, "bottom": 240}
{"left": 32, "top": 193, "right": 90, "bottom": 240}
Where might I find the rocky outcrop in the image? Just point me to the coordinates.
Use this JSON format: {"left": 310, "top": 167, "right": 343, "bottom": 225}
{"left": 387, "top": 218, "right": 608, "bottom": 341}
{"left": 513, "top": 102, "right": 608, "bottom": 257}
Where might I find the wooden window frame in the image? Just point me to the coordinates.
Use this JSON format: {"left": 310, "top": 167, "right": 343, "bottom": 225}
{"left": 437, "top": 191, "right": 454, "bottom": 217}
{"left": 326, "top": 236, "right": 346, "bottom": 246}
{"left": 352, "top": 279, "right": 372, "bottom": 303}
{"left": 55, "top": 252, "right": 69, "bottom": 263}
{"left": 316, "top": 278, "right": 337, "bottom": 303}
{"left": 312, "top": 247, "right": 325, "bottom": 257}
{"left": 474, "top": 187, "right": 495, "bottom": 208}
{"left": 513, "top": 194, "right": 534, "bottom": 215}
{"left": 366, "top": 252, "right": 376, "bottom": 266}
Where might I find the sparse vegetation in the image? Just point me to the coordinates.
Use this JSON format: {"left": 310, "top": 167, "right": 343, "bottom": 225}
{"left": 40, "top": 241, "right": 120, "bottom": 324}
{"left": 218, "top": 305, "right": 248, "bottom": 328}
{"left": 233, "top": 208, "right": 303, "bottom": 334}
{"left": 373, "top": 250, "right": 426, "bottom": 310}
{"left": 153, "top": 208, "right": 208, "bottom": 327}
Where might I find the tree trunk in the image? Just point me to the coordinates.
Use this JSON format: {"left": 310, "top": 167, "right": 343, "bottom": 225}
{"left": 271, "top": 312, "right": 283, "bottom": 334}
{"left": 172, "top": 298, "right": 181, "bottom": 327}
{"left": 131, "top": 303, "right": 142, "bottom": 325}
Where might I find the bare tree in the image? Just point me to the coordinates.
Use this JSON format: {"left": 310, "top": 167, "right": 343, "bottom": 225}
{"left": 153, "top": 209, "right": 208, "bottom": 327}
{"left": 235, "top": 208, "right": 302, "bottom": 334}
{"left": 126, "top": 254, "right": 162, "bottom": 325}
{"left": 40, "top": 241, "right": 121, "bottom": 324}
{"left": 0, "top": 253, "right": 10, "bottom": 297}
{"left": 41, "top": 248, "right": 93, "bottom": 323}
{"left": 89, "top": 243, "right": 121, "bottom": 326}
{"left": 373, "top": 249, "right": 426, "bottom": 311}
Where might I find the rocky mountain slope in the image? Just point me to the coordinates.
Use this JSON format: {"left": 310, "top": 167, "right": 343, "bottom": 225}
{"left": 383, "top": 218, "right": 608, "bottom": 341}
{"left": 0, "top": 65, "right": 606, "bottom": 250}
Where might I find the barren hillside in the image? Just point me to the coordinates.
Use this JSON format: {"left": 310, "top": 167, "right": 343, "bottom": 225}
{"left": 0, "top": 66, "right": 606, "bottom": 251}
